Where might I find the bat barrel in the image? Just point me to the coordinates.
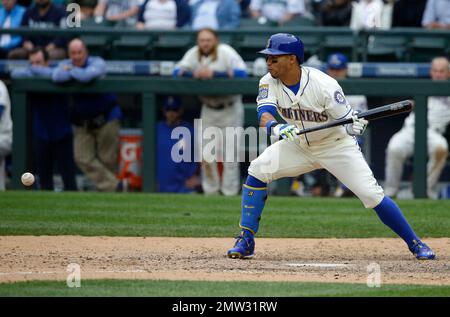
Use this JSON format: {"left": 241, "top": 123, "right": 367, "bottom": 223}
{"left": 294, "top": 100, "right": 414, "bottom": 136}
{"left": 358, "top": 100, "right": 413, "bottom": 121}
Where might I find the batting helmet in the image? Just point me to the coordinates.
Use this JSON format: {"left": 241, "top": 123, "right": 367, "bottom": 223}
{"left": 258, "top": 33, "right": 304, "bottom": 64}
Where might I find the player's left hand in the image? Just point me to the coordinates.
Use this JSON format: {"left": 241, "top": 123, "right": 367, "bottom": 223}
{"left": 347, "top": 112, "right": 368, "bottom": 136}
{"left": 273, "top": 124, "right": 301, "bottom": 141}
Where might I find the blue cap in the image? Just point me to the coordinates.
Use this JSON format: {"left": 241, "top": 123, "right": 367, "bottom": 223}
{"left": 163, "top": 96, "right": 181, "bottom": 111}
{"left": 327, "top": 53, "right": 348, "bottom": 70}
{"left": 258, "top": 33, "right": 304, "bottom": 64}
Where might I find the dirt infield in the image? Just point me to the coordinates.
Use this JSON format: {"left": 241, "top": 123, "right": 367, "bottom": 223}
{"left": 0, "top": 236, "right": 449, "bottom": 285}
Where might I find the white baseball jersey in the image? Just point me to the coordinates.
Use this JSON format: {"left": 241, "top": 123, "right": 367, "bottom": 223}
{"left": 402, "top": 96, "right": 450, "bottom": 134}
{"left": 257, "top": 66, "right": 354, "bottom": 144}
{"left": 176, "top": 43, "right": 247, "bottom": 111}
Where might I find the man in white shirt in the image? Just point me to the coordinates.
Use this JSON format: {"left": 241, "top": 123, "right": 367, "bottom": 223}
{"left": 136, "top": 0, "right": 177, "bottom": 29}
{"left": 249, "top": 0, "right": 305, "bottom": 25}
{"left": 174, "top": 28, "right": 248, "bottom": 196}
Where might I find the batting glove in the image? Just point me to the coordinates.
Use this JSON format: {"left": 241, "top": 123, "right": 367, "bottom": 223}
{"left": 346, "top": 112, "right": 368, "bottom": 136}
{"left": 273, "top": 124, "right": 301, "bottom": 141}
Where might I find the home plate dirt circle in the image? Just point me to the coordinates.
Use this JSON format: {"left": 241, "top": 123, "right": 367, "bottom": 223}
{"left": 0, "top": 236, "right": 449, "bottom": 285}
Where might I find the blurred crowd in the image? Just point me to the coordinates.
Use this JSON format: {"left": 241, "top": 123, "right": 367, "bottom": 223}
{"left": 1, "top": 0, "right": 448, "bottom": 60}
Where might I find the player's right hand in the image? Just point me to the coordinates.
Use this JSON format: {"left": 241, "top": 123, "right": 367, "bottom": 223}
{"left": 273, "top": 124, "right": 300, "bottom": 141}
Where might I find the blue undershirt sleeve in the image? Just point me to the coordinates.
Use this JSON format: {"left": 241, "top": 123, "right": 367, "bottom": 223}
{"left": 257, "top": 105, "right": 277, "bottom": 123}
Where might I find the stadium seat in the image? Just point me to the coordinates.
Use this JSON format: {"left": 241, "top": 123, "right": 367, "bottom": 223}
{"left": 79, "top": 18, "right": 115, "bottom": 58}
{"left": 237, "top": 34, "right": 268, "bottom": 61}
{"left": 111, "top": 35, "right": 154, "bottom": 60}
{"left": 151, "top": 34, "right": 194, "bottom": 60}
{"left": 218, "top": 34, "right": 234, "bottom": 46}
{"left": 239, "top": 18, "right": 274, "bottom": 28}
{"left": 364, "top": 35, "right": 408, "bottom": 62}
{"left": 408, "top": 36, "right": 448, "bottom": 62}
{"left": 282, "top": 15, "right": 316, "bottom": 27}
{"left": 320, "top": 34, "right": 357, "bottom": 61}
{"left": 300, "top": 35, "right": 321, "bottom": 61}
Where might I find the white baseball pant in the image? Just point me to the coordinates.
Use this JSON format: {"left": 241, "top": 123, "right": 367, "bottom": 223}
{"left": 200, "top": 99, "right": 244, "bottom": 196}
{"left": 248, "top": 135, "right": 385, "bottom": 208}
{"left": 385, "top": 127, "right": 448, "bottom": 197}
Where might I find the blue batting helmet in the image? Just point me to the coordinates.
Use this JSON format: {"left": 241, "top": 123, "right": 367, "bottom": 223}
{"left": 258, "top": 33, "right": 304, "bottom": 64}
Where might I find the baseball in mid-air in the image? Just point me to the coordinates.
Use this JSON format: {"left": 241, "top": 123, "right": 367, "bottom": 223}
{"left": 21, "top": 172, "right": 35, "bottom": 186}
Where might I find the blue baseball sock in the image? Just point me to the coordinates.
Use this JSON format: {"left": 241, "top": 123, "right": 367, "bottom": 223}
{"left": 240, "top": 175, "right": 268, "bottom": 235}
{"left": 373, "top": 196, "right": 420, "bottom": 249}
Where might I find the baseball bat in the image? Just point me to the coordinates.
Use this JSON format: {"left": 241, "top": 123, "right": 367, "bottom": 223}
{"left": 295, "top": 99, "right": 414, "bottom": 136}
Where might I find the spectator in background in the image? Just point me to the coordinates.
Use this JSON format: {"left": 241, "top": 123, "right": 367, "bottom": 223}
{"left": 0, "top": 0, "right": 26, "bottom": 59}
{"left": 239, "top": 0, "right": 251, "bottom": 18}
{"left": 11, "top": 47, "right": 77, "bottom": 191}
{"left": 190, "top": 0, "right": 241, "bottom": 30}
{"left": 392, "top": 0, "right": 426, "bottom": 27}
{"left": 174, "top": 28, "right": 247, "bottom": 196}
{"left": 249, "top": 0, "right": 306, "bottom": 26}
{"left": 421, "top": 0, "right": 450, "bottom": 29}
{"left": 17, "top": 0, "right": 32, "bottom": 6}
{"left": 350, "top": 0, "right": 392, "bottom": 30}
{"left": 319, "top": 0, "right": 352, "bottom": 26}
{"left": 8, "top": 0, "right": 67, "bottom": 60}
{"left": 136, "top": 0, "right": 191, "bottom": 30}
{"left": 94, "top": 0, "right": 140, "bottom": 27}
{"left": 385, "top": 57, "right": 450, "bottom": 199}
{"left": 69, "top": 0, "right": 98, "bottom": 21}
{"left": 0, "top": 79, "right": 12, "bottom": 191}
{"left": 52, "top": 38, "right": 123, "bottom": 192}
{"left": 157, "top": 96, "right": 200, "bottom": 193}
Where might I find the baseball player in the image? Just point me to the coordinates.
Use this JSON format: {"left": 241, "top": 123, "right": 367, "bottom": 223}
{"left": 385, "top": 56, "right": 450, "bottom": 199}
{"left": 173, "top": 28, "right": 248, "bottom": 196}
{"left": 227, "top": 33, "right": 435, "bottom": 260}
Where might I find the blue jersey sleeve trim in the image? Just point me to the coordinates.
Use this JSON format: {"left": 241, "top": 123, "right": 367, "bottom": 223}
{"left": 258, "top": 105, "right": 277, "bottom": 122}
{"left": 266, "top": 120, "right": 278, "bottom": 135}
{"left": 256, "top": 102, "right": 277, "bottom": 110}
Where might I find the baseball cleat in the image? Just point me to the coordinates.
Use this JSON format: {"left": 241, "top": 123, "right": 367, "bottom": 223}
{"left": 227, "top": 230, "right": 255, "bottom": 259}
{"left": 409, "top": 240, "right": 436, "bottom": 260}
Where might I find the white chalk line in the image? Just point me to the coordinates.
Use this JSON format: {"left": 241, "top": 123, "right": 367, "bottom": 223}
{"left": 286, "top": 263, "right": 352, "bottom": 268}
{"left": 0, "top": 269, "right": 147, "bottom": 276}
{"left": 0, "top": 264, "right": 352, "bottom": 276}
